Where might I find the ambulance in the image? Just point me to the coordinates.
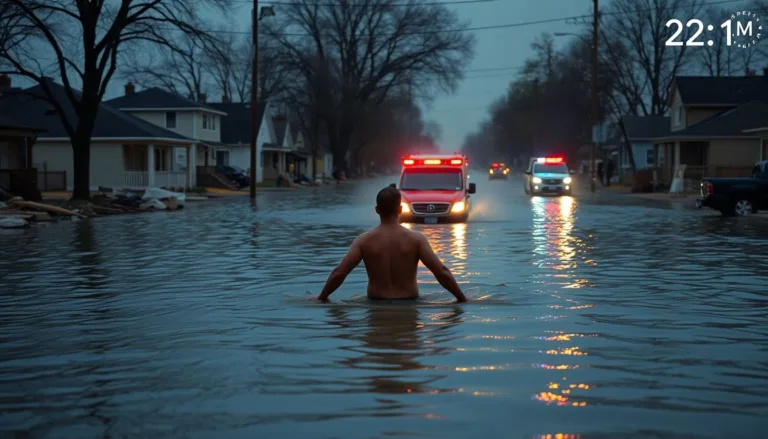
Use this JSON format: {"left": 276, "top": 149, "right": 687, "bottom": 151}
{"left": 390, "top": 154, "right": 476, "bottom": 224}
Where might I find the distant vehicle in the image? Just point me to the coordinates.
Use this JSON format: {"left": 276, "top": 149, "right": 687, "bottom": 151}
{"left": 217, "top": 164, "right": 249, "bottom": 188}
{"left": 488, "top": 162, "right": 509, "bottom": 180}
{"left": 391, "top": 154, "right": 476, "bottom": 224}
{"left": 524, "top": 157, "right": 574, "bottom": 196}
{"left": 696, "top": 160, "right": 768, "bottom": 216}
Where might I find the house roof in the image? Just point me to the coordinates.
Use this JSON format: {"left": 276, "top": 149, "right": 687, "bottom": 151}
{"left": 272, "top": 117, "right": 287, "bottom": 146}
{"left": 208, "top": 101, "right": 268, "bottom": 145}
{"left": 622, "top": 115, "right": 670, "bottom": 140}
{"left": 0, "top": 80, "right": 191, "bottom": 142}
{"left": 656, "top": 100, "right": 768, "bottom": 139}
{"left": 106, "top": 87, "right": 226, "bottom": 115}
{"left": 672, "top": 75, "right": 768, "bottom": 106}
{"left": 0, "top": 113, "right": 46, "bottom": 133}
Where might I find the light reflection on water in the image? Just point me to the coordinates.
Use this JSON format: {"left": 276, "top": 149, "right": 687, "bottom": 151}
{"left": 1, "top": 180, "right": 767, "bottom": 438}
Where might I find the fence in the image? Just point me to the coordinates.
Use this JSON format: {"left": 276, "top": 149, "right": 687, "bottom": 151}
{"left": 124, "top": 171, "right": 187, "bottom": 189}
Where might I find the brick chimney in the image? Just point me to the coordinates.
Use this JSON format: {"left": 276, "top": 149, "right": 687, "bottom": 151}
{"left": 199, "top": 93, "right": 207, "bottom": 104}
{"left": 124, "top": 81, "right": 135, "bottom": 95}
{"left": 0, "top": 74, "right": 11, "bottom": 89}
{"left": 222, "top": 93, "right": 230, "bottom": 103}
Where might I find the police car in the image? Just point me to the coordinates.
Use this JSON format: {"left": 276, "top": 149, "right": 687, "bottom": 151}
{"left": 392, "top": 154, "right": 476, "bottom": 224}
{"left": 524, "top": 157, "right": 573, "bottom": 196}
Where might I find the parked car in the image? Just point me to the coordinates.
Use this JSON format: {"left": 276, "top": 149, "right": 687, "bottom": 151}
{"left": 696, "top": 160, "right": 768, "bottom": 216}
{"left": 217, "top": 165, "right": 249, "bottom": 188}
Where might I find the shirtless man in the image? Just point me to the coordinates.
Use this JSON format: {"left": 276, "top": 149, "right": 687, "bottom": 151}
{"left": 316, "top": 186, "right": 467, "bottom": 302}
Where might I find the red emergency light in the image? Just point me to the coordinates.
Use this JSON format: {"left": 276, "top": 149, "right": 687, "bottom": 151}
{"left": 537, "top": 157, "right": 564, "bottom": 164}
{"left": 492, "top": 162, "right": 499, "bottom": 167}
{"left": 402, "top": 157, "right": 464, "bottom": 166}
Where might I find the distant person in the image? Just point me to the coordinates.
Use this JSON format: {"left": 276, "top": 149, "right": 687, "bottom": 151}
{"left": 597, "top": 161, "right": 605, "bottom": 187}
{"left": 315, "top": 186, "right": 467, "bottom": 303}
{"left": 606, "top": 160, "right": 615, "bottom": 187}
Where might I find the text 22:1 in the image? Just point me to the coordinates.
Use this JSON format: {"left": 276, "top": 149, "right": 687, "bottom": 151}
{"left": 665, "top": 19, "right": 705, "bottom": 46}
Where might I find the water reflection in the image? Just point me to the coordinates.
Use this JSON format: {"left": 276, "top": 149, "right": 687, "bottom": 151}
{"left": 327, "top": 306, "right": 464, "bottom": 397}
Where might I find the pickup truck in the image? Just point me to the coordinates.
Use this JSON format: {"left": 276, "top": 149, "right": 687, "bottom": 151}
{"left": 696, "top": 160, "right": 768, "bottom": 216}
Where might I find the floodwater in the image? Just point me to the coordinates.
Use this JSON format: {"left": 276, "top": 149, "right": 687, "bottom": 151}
{"left": 1, "top": 176, "right": 767, "bottom": 439}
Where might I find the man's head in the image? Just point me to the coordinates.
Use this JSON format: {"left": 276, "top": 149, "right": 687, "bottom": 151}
{"left": 375, "top": 186, "right": 401, "bottom": 218}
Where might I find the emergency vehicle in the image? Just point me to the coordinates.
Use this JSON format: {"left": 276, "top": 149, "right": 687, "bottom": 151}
{"left": 391, "top": 154, "right": 476, "bottom": 224}
{"left": 488, "top": 162, "right": 509, "bottom": 180}
{"left": 524, "top": 156, "right": 574, "bottom": 196}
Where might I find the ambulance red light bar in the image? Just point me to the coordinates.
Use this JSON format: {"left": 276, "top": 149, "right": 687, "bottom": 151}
{"left": 536, "top": 157, "right": 564, "bottom": 164}
{"left": 402, "top": 157, "right": 464, "bottom": 166}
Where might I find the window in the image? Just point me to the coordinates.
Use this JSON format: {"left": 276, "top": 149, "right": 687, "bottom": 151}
{"left": 212, "top": 116, "right": 216, "bottom": 130}
{"left": 202, "top": 114, "right": 217, "bottom": 131}
{"left": 165, "top": 112, "right": 176, "bottom": 129}
{"left": 202, "top": 114, "right": 209, "bottom": 130}
{"left": 155, "top": 148, "right": 169, "bottom": 171}
{"left": 401, "top": 169, "right": 462, "bottom": 191}
{"left": 646, "top": 148, "right": 654, "bottom": 166}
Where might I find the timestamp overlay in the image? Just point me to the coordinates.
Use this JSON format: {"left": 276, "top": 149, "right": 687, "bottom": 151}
{"left": 665, "top": 10, "right": 762, "bottom": 48}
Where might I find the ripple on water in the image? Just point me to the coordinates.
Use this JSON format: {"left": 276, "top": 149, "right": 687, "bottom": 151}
{"left": 1, "top": 180, "right": 767, "bottom": 438}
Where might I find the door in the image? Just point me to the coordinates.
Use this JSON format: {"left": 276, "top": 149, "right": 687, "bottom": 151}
{"left": 216, "top": 150, "right": 230, "bottom": 166}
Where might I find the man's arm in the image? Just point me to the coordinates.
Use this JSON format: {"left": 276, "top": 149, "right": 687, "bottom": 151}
{"left": 417, "top": 234, "right": 467, "bottom": 302}
{"left": 317, "top": 236, "right": 364, "bottom": 301}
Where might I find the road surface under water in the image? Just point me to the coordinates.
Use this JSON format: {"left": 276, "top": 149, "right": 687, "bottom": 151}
{"left": 1, "top": 176, "right": 767, "bottom": 438}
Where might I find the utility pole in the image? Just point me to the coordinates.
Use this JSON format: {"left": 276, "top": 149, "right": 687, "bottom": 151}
{"left": 249, "top": 0, "right": 260, "bottom": 205}
{"left": 590, "top": 0, "right": 599, "bottom": 193}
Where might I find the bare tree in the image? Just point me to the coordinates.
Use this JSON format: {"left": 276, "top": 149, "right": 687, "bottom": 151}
{"left": 205, "top": 33, "right": 286, "bottom": 103}
{"left": 121, "top": 32, "right": 213, "bottom": 101}
{"left": 265, "top": 0, "right": 474, "bottom": 171}
{"left": 698, "top": 7, "right": 735, "bottom": 76}
{"left": 0, "top": 0, "right": 230, "bottom": 200}
{"left": 599, "top": 0, "right": 704, "bottom": 116}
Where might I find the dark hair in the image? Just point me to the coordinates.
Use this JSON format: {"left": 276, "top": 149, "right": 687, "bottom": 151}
{"left": 376, "top": 186, "right": 401, "bottom": 217}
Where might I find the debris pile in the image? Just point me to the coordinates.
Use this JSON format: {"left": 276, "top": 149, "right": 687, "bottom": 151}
{"left": 0, "top": 187, "right": 186, "bottom": 229}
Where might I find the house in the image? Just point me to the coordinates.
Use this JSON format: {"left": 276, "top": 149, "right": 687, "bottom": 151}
{"left": 208, "top": 100, "right": 272, "bottom": 183}
{"left": 105, "top": 84, "right": 227, "bottom": 170}
{"left": 262, "top": 115, "right": 294, "bottom": 181}
{"left": 287, "top": 114, "right": 334, "bottom": 181}
{"left": 0, "top": 79, "right": 197, "bottom": 191}
{"left": 286, "top": 115, "right": 309, "bottom": 179}
{"left": 620, "top": 115, "right": 670, "bottom": 174}
{"left": 0, "top": 101, "right": 46, "bottom": 199}
{"left": 653, "top": 73, "right": 768, "bottom": 183}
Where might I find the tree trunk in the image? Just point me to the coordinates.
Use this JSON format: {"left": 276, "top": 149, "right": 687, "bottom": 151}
{"left": 71, "top": 129, "right": 93, "bottom": 201}
{"left": 618, "top": 119, "right": 637, "bottom": 176}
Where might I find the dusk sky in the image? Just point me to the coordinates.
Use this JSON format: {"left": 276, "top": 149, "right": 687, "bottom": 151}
{"left": 97, "top": 0, "right": 754, "bottom": 149}
{"left": 420, "top": 0, "right": 591, "bottom": 150}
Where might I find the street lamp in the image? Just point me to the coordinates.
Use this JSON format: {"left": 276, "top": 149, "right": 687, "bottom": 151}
{"left": 554, "top": 3, "right": 599, "bottom": 193}
{"left": 249, "top": 4, "right": 275, "bottom": 206}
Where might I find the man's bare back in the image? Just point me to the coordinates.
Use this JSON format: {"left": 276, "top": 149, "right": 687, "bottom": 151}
{"left": 316, "top": 186, "right": 467, "bottom": 303}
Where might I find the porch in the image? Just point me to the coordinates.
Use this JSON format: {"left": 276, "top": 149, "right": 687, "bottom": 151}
{"left": 651, "top": 140, "right": 758, "bottom": 191}
{"left": 262, "top": 146, "right": 289, "bottom": 181}
{"left": 0, "top": 125, "right": 44, "bottom": 200}
{"left": 122, "top": 143, "right": 196, "bottom": 189}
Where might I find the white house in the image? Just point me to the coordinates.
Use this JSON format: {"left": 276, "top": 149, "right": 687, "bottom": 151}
{"left": 106, "top": 83, "right": 227, "bottom": 171}
{"left": 0, "top": 79, "right": 198, "bottom": 190}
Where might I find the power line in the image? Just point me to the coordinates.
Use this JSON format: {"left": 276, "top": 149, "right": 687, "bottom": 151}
{"left": 239, "top": 0, "right": 495, "bottom": 5}
{"left": 200, "top": 0, "right": 744, "bottom": 36}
